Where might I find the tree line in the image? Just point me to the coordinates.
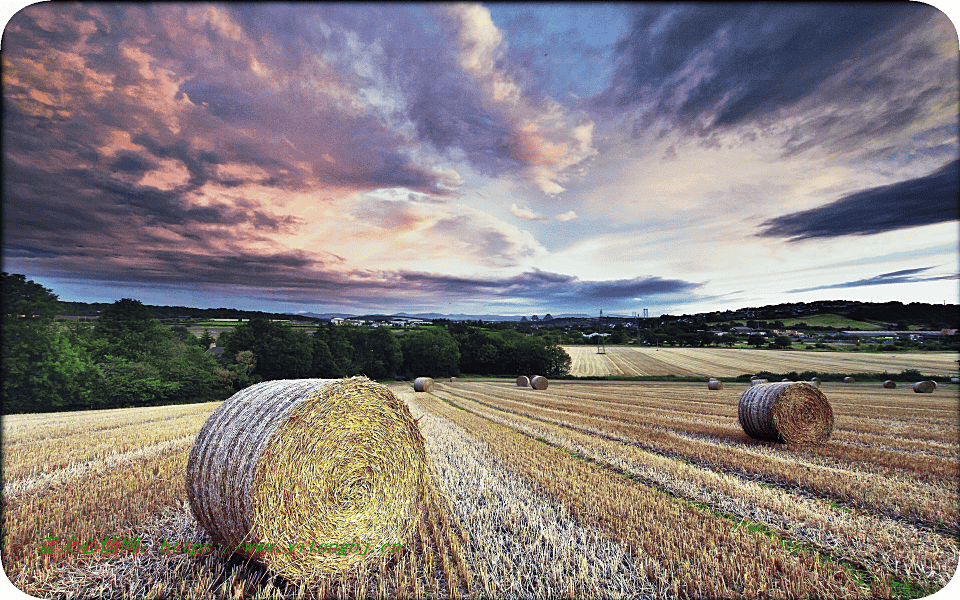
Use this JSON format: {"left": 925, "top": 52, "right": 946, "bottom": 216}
{"left": 2, "top": 273, "right": 570, "bottom": 413}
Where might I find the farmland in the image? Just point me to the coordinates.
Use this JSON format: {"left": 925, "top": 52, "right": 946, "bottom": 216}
{"left": 563, "top": 346, "right": 960, "bottom": 377}
{"left": 3, "top": 376, "right": 958, "bottom": 598}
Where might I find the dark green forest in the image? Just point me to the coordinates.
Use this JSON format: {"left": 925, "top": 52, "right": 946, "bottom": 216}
{"left": 1, "top": 273, "right": 571, "bottom": 414}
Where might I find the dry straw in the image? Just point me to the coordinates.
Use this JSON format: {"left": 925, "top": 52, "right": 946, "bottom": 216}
{"left": 913, "top": 381, "right": 936, "bottom": 394}
{"left": 738, "top": 382, "right": 833, "bottom": 445}
{"left": 707, "top": 380, "right": 723, "bottom": 390}
{"left": 882, "top": 380, "right": 897, "bottom": 389}
{"left": 516, "top": 375, "right": 530, "bottom": 387}
{"left": 530, "top": 375, "right": 549, "bottom": 390}
{"left": 186, "top": 377, "right": 428, "bottom": 582}
{"left": 413, "top": 377, "right": 435, "bottom": 392}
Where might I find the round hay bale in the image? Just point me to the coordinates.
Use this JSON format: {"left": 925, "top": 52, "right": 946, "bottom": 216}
{"left": 707, "top": 380, "right": 723, "bottom": 390}
{"left": 516, "top": 375, "right": 530, "bottom": 387}
{"left": 738, "top": 382, "right": 833, "bottom": 444}
{"left": 882, "top": 380, "right": 896, "bottom": 389}
{"left": 913, "top": 380, "right": 935, "bottom": 393}
{"left": 749, "top": 376, "right": 758, "bottom": 381}
{"left": 413, "top": 377, "right": 435, "bottom": 392}
{"left": 530, "top": 375, "right": 549, "bottom": 390}
{"left": 186, "top": 377, "right": 427, "bottom": 581}
{"left": 930, "top": 380, "right": 938, "bottom": 389}
{"left": 810, "top": 377, "right": 821, "bottom": 388}
{"left": 781, "top": 378, "right": 792, "bottom": 382}
{"left": 951, "top": 377, "right": 960, "bottom": 384}
{"left": 751, "top": 379, "right": 768, "bottom": 385}
{"left": 843, "top": 377, "right": 854, "bottom": 384}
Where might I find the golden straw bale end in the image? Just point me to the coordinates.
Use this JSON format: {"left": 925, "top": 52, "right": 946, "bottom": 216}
{"left": 913, "top": 380, "right": 935, "bottom": 393}
{"left": 882, "top": 380, "right": 897, "bottom": 389}
{"left": 530, "top": 375, "right": 549, "bottom": 390}
{"left": 516, "top": 375, "right": 530, "bottom": 387}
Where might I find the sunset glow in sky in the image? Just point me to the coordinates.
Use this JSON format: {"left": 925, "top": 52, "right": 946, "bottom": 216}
{"left": 3, "top": 3, "right": 958, "bottom": 316}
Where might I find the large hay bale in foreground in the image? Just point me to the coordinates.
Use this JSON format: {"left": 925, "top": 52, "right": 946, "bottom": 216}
{"left": 738, "top": 382, "right": 833, "bottom": 444}
{"left": 882, "top": 380, "right": 897, "bottom": 389}
{"left": 530, "top": 375, "right": 549, "bottom": 390}
{"left": 913, "top": 381, "right": 936, "bottom": 393}
{"left": 516, "top": 375, "right": 530, "bottom": 387}
{"left": 186, "top": 378, "right": 427, "bottom": 581}
{"left": 707, "top": 380, "right": 723, "bottom": 390}
{"left": 413, "top": 377, "right": 435, "bottom": 392}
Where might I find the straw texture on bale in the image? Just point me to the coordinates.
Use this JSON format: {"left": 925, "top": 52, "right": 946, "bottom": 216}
{"left": 530, "top": 375, "right": 549, "bottom": 390}
{"left": 186, "top": 377, "right": 427, "bottom": 581}
{"left": 737, "top": 382, "right": 833, "bottom": 444}
{"left": 843, "top": 377, "right": 854, "bottom": 383}
{"left": 516, "top": 375, "right": 530, "bottom": 387}
{"left": 882, "top": 380, "right": 897, "bottom": 389}
{"left": 413, "top": 377, "right": 435, "bottom": 392}
{"left": 707, "top": 380, "right": 723, "bottom": 390}
{"left": 913, "top": 381, "right": 936, "bottom": 394}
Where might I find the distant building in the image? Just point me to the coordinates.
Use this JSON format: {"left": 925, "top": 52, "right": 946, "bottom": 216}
{"left": 205, "top": 346, "right": 224, "bottom": 359}
{"left": 729, "top": 326, "right": 754, "bottom": 335}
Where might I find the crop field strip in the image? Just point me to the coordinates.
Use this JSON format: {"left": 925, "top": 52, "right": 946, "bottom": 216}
{"left": 3, "top": 401, "right": 475, "bottom": 599}
{"left": 422, "top": 384, "right": 957, "bottom": 591}
{"left": 413, "top": 389, "right": 878, "bottom": 599}
{"left": 449, "top": 382, "right": 959, "bottom": 486}
{"left": 440, "top": 382, "right": 958, "bottom": 533}
{"left": 562, "top": 346, "right": 960, "bottom": 377}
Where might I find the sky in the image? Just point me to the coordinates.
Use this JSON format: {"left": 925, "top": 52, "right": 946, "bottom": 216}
{"left": 2, "top": 2, "right": 958, "bottom": 317}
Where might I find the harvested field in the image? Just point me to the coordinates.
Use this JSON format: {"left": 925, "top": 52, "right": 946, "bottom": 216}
{"left": 3, "top": 378, "right": 958, "bottom": 598}
{"left": 562, "top": 346, "right": 960, "bottom": 377}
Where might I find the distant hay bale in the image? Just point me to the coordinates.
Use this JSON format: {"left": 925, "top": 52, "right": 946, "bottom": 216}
{"left": 843, "top": 377, "right": 854, "bottom": 384}
{"left": 530, "top": 375, "right": 549, "bottom": 390}
{"left": 913, "top": 381, "right": 936, "bottom": 394}
{"left": 751, "top": 379, "right": 768, "bottom": 385}
{"left": 810, "top": 377, "right": 821, "bottom": 387}
{"left": 882, "top": 380, "right": 897, "bottom": 389}
{"left": 186, "top": 377, "right": 427, "bottom": 581}
{"left": 781, "top": 378, "right": 792, "bottom": 382}
{"left": 413, "top": 377, "right": 435, "bottom": 392}
{"left": 707, "top": 380, "right": 723, "bottom": 390}
{"left": 516, "top": 375, "right": 530, "bottom": 387}
{"left": 951, "top": 377, "right": 960, "bottom": 384}
{"left": 750, "top": 376, "right": 758, "bottom": 381}
{"left": 738, "top": 382, "right": 833, "bottom": 444}
{"left": 450, "top": 377, "right": 456, "bottom": 382}
{"left": 930, "top": 380, "right": 938, "bottom": 389}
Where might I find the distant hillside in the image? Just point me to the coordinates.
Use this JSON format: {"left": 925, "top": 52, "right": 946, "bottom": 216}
{"left": 56, "top": 301, "right": 324, "bottom": 323}
{"left": 683, "top": 300, "right": 958, "bottom": 330}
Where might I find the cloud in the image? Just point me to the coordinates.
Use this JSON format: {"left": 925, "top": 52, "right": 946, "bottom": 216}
{"left": 757, "top": 160, "right": 959, "bottom": 241}
{"left": 601, "top": 4, "right": 957, "bottom": 162}
{"left": 785, "top": 267, "right": 957, "bottom": 293}
{"left": 394, "top": 4, "right": 597, "bottom": 194}
{"left": 510, "top": 203, "right": 548, "bottom": 221}
{"left": 555, "top": 210, "right": 577, "bottom": 221}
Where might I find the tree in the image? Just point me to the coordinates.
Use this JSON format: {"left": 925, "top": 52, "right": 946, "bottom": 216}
{"left": 2, "top": 274, "right": 102, "bottom": 413}
{"left": 222, "top": 317, "right": 312, "bottom": 380}
{"left": 345, "top": 327, "right": 402, "bottom": 379}
{"left": 400, "top": 328, "right": 460, "bottom": 378}
{"left": 747, "top": 334, "right": 765, "bottom": 347}
{"left": 774, "top": 335, "right": 793, "bottom": 349}
{"left": 197, "top": 329, "right": 215, "bottom": 348}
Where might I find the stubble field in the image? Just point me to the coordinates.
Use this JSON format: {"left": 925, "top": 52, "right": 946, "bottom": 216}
{"left": 2, "top": 374, "right": 958, "bottom": 599}
{"left": 562, "top": 346, "right": 960, "bottom": 377}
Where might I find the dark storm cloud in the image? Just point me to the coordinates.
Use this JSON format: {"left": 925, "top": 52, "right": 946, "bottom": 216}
{"left": 785, "top": 267, "right": 957, "bottom": 294}
{"left": 394, "top": 270, "right": 700, "bottom": 304}
{"left": 757, "top": 160, "right": 959, "bottom": 241}
{"left": 603, "top": 3, "right": 954, "bottom": 155}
